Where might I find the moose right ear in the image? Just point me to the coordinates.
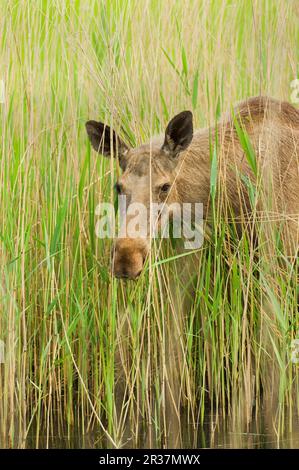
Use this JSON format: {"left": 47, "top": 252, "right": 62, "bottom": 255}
{"left": 162, "top": 111, "right": 193, "bottom": 158}
{"left": 85, "top": 120, "right": 129, "bottom": 168}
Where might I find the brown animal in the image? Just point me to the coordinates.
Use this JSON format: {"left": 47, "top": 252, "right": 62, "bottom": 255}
{"left": 86, "top": 96, "right": 299, "bottom": 279}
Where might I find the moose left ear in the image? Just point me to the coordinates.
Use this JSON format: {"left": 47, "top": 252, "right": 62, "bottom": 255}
{"left": 162, "top": 111, "right": 193, "bottom": 157}
{"left": 85, "top": 120, "right": 129, "bottom": 169}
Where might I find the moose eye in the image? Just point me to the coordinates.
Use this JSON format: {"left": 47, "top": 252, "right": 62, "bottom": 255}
{"left": 160, "top": 183, "right": 171, "bottom": 193}
{"left": 114, "top": 182, "right": 122, "bottom": 194}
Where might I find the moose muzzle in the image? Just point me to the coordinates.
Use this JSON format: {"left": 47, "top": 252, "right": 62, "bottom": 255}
{"left": 112, "top": 238, "right": 149, "bottom": 280}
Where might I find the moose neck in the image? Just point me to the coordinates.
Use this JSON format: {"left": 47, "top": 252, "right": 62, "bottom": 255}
{"left": 175, "top": 126, "right": 215, "bottom": 216}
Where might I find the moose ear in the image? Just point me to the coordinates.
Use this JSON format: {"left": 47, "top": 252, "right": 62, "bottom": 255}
{"left": 162, "top": 111, "right": 193, "bottom": 157}
{"left": 85, "top": 120, "right": 129, "bottom": 168}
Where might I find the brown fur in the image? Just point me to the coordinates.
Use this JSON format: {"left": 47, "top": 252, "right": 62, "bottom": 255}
{"left": 87, "top": 96, "right": 299, "bottom": 278}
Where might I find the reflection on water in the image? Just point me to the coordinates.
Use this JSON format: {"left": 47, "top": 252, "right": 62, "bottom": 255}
{"left": 3, "top": 406, "right": 299, "bottom": 449}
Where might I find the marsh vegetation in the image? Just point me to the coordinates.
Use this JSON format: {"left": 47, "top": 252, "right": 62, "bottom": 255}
{"left": 0, "top": 0, "right": 298, "bottom": 448}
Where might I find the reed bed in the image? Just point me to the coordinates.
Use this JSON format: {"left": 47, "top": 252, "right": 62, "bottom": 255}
{"left": 0, "top": 0, "right": 298, "bottom": 448}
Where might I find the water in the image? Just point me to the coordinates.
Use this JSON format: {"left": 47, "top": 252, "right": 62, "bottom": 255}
{"left": 4, "top": 408, "right": 299, "bottom": 449}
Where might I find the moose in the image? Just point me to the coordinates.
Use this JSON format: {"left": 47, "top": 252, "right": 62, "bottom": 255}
{"left": 86, "top": 96, "right": 299, "bottom": 279}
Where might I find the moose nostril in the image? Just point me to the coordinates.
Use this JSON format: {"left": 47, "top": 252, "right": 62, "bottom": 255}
{"left": 115, "top": 271, "right": 129, "bottom": 280}
{"left": 113, "top": 267, "right": 142, "bottom": 280}
{"left": 117, "top": 267, "right": 129, "bottom": 278}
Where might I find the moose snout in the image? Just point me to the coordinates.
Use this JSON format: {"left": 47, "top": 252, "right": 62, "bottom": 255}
{"left": 112, "top": 238, "right": 148, "bottom": 280}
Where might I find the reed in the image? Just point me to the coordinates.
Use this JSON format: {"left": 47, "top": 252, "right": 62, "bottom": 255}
{"left": 0, "top": 0, "right": 298, "bottom": 448}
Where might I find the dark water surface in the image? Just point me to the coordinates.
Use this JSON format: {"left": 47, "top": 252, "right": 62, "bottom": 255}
{"left": 5, "top": 408, "right": 299, "bottom": 449}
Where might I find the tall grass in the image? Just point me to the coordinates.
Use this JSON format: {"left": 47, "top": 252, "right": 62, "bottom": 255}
{"left": 0, "top": 0, "right": 298, "bottom": 448}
